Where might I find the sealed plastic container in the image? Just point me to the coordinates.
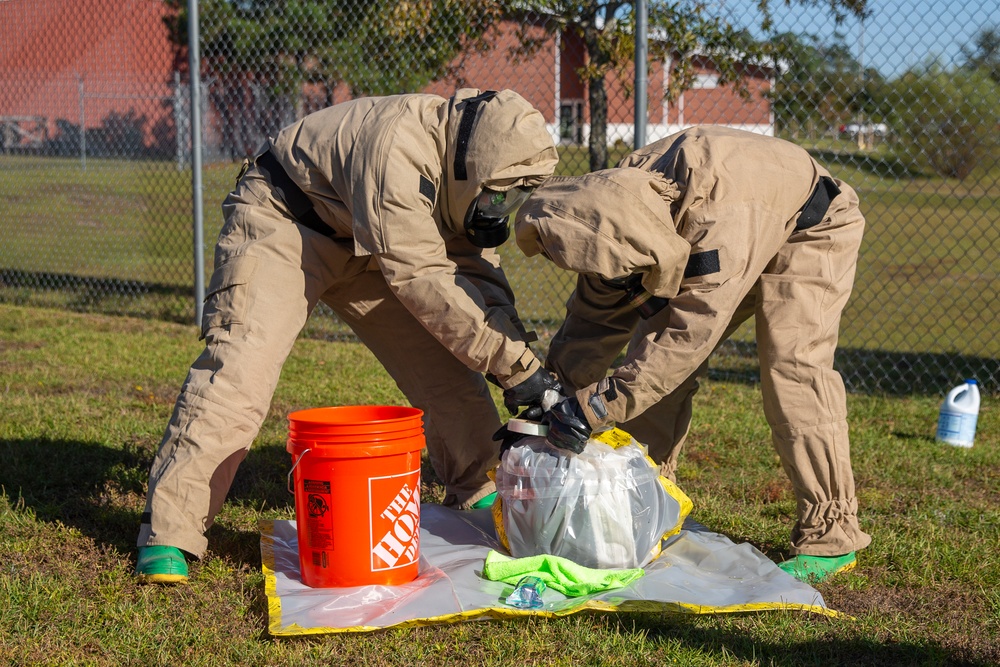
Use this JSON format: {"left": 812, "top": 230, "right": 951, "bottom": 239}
{"left": 286, "top": 405, "right": 425, "bottom": 588}
{"left": 493, "top": 429, "right": 691, "bottom": 569}
{"left": 935, "top": 379, "right": 980, "bottom": 448}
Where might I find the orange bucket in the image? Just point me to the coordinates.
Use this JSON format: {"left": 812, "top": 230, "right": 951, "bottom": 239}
{"left": 286, "top": 405, "right": 425, "bottom": 588}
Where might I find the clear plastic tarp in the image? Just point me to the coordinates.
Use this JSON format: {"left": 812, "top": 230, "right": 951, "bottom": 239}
{"left": 260, "top": 505, "right": 836, "bottom": 636}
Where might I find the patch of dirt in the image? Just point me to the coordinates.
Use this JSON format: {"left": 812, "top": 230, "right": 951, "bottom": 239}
{"left": 824, "top": 575, "right": 1000, "bottom": 665}
{"left": 0, "top": 340, "right": 44, "bottom": 353}
{"left": 421, "top": 457, "right": 447, "bottom": 505}
{"left": 757, "top": 478, "right": 792, "bottom": 504}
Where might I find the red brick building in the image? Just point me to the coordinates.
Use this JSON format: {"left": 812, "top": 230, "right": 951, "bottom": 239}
{"left": 0, "top": 1, "right": 773, "bottom": 157}
{"left": 0, "top": 0, "right": 179, "bottom": 156}
{"left": 426, "top": 20, "right": 774, "bottom": 147}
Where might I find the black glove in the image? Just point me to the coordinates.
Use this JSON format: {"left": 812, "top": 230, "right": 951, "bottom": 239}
{"left": 541, "top": 397, "right": 592, "bottom": 454}
{"left": 502, "top": 367, "right": 562, "bottom": 419}
{"left": 492, "top": 422, "right": 529, "bottom": 460}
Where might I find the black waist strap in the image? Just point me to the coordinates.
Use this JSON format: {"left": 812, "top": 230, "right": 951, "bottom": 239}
{"left": 254, "top": 150, "right": 336, "bottom": 237}
{"left": 795, "top": 176, "right": 841, "bottom": 231}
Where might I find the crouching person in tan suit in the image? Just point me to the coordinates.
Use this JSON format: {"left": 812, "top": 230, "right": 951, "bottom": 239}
{"left": 135, "top": 89, "right": 559, "bottom": 583}
{"left": 514, "top": 126, "right": 870, "bottom": 583}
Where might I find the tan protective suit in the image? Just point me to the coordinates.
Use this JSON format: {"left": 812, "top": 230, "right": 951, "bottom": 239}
{"left": 139, "top": 89, "right": 558, "bottom": 558}
{"left": 515, "top": 126, "right": 870, "bottom": 556}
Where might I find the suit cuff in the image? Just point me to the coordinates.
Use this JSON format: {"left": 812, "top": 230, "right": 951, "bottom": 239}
{"left": 496, "top": 348, "right": 541, "bottom": 389}
{"left": 575, "top": 377, "right": 627, "bottom": 429}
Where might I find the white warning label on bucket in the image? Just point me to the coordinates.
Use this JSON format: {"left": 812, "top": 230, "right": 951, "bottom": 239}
{"left": 369, "top": 470, "right": 421, "bottom": 571}
{"left": 303, "top": 479, "right": 333, "bottom": 551}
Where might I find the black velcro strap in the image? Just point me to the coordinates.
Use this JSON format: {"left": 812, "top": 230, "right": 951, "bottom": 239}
{"left": 795, "top": 176, "right": 841, "bottom": 231}
{"left": 255, "top": 150, "right": 336, "bottom": 237}
{"left": 140, "top": 511, "right": 151, "bottom": 524}
{"left": 588, "top": 394, "right": 608, "bottom": 421}
{"left": 235, "top": 158, "right": 250, "bottom": 187}
{"left": 684, "top": 249, "right": 721, "bottom": 279}
{"left": 419, "top": 174, "right": 436, "bottom": 206}
{"left": 601, "top": 381, "right": 618, "bottom": 403}
{"left": 453, "top": 91, "right": 498, "bottom": 181}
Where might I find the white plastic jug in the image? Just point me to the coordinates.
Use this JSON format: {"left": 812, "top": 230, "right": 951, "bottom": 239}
{"left": 935, "top": 379, "right": 980, "bottom": 448}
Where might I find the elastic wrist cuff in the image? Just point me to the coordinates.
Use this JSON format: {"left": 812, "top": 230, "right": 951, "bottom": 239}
{"left": 497, "top": 349, "right": 541, "bottom": 389}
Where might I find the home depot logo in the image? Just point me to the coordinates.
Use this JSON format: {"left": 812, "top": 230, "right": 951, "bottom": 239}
{"left": 369, "top": 470, "right": 420, "bottom": 571}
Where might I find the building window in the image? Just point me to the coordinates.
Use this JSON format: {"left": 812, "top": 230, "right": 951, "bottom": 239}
{"left": 559, "top": 101, "right": 584, "bottom": 144}
{"left": 691, "top": 73, "right": 719, "bottom": 89}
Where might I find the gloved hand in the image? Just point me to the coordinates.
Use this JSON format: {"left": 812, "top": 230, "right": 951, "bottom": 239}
{"left": 501, "top": 367, "right": 563, "bottom": 419}
{"left": 541, "top": 397, "right": 592, "bottom": 454}
{"left": 492, "top": 422, "right": 529, "bottom": 460}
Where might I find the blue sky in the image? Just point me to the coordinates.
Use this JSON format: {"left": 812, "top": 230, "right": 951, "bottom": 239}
{"left": 720, "top": 0, "right": 1000, "bottom": 78}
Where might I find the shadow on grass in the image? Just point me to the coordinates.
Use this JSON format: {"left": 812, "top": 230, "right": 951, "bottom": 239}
{"left": 0, "top": 436, "right": 294, "bottom": 567}
{"left": 4, "top": 274, "right": 997, "bottom": 396}
{"left": 708, "top": 339, "right": 1000, "bottom": 397}
{"left": 617, "top": 614, "right": 994, "bottom": 667}
{"left": 0, "top": 267, "right": 193, "bottom": 324}
{"left": 806, "top": 147, "right": 925, "bottom": 179}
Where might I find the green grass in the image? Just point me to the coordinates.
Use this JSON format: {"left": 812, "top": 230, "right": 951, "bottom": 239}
{"left": 1, "top": 303, "right": 998, "bottom": 665}
{"left": 1, "top": 145, "right": 998, "bottom": 393}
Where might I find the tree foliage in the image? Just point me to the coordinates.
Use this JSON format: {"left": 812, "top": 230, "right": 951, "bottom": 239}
{"left": 163, "top": 0, "right": 502, "bottom": 158}
{"left": 766, "top": 32, "right": 872, "bottom": 138}
{"left": 163, "top": 0, "right": 872, "bottom": 167}
{"left": 509, "top": 1, "right": 868, "bottom": 170}
{"left": 887, "top": 65, "right": 1000, "bottom": 180}
{"left": 961, "top": 25, "right": 1000, "bottom": 84}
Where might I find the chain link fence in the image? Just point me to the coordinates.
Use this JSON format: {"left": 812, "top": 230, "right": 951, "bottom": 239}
{"left": 1, "top": 0, "right": 997, "bottom": 395}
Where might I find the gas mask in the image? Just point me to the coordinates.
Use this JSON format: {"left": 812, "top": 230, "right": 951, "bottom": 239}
{"left": 464, "top": 186, "right": 533, "bottom": 248}
{"left": 600, "top": 274, "right": 669, "bottom": 319}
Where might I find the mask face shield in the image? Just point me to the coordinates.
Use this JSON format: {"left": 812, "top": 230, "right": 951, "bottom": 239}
{"left": 600, "top": 274, "right": 669, "bottom": 319}
{"left": 464, "top": 186, "right": 533, "bottom": 248}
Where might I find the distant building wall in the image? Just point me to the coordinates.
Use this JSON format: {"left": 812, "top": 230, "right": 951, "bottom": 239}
{"left": 0, "top": 4, "right": 773, "bottom": 157}
{"left": 0, "top": 0, "right": 179, "bottom": 155}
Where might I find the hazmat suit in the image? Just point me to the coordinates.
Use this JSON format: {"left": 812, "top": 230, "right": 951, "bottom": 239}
{"left": 138, "top": 89, "right": 558, "bottom": 561}
{"left": 514, "top": 126, "right": 870, "bottom": 558}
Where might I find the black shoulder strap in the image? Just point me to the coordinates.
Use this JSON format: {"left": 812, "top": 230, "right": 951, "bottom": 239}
{"left": 795, "top": 176, "right": 841, "bottom": 231}
{"left": 453, "top": 90, "right": 498, "bottom": 181}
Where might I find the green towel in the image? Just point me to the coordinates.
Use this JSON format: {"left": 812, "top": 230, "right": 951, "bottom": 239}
{"left": 483, "top": 550, "right": 644, "bottom": 597}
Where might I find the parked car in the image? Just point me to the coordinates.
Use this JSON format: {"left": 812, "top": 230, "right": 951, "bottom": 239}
{"left": 839, "top": 122, "right": 888, "bottom": 138}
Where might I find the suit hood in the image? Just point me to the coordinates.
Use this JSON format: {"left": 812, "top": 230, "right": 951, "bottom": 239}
{"left": 514, "top": 168, "right": 690, "bottom": 298}
{"left": 443, "top": 88, "right": 558, "bottom": 234}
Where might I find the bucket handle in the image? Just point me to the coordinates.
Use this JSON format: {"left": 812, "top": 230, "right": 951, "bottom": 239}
{"left": 287, "top": 448, "right": 311, "bottom": 495}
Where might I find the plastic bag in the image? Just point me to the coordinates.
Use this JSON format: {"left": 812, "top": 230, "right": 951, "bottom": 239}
{"left": 492, "top": 427, "right": 692, "bottom": 569}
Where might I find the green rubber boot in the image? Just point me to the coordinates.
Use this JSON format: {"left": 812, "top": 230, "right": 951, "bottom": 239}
{"left": 778, "top": 552, "right": 856, "bottom": 584}
{"left": 136, "top": 545, "right": 189, "bottom": 585}
{"left": 470, "top": 492, "right": 497, "bottom": 510}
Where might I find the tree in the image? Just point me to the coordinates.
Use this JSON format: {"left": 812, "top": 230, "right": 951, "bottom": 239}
{"left": 508, "top": 1, "right": 869, "bottom": 171}
{"left": 961, "top": 26, "right": 1000, "bottom": 84}
{"left": 163, "top": 0, "right": 502, "bottom": 158}
{"left": 887, "top": 64, "right": 1000, "bottom": 180}
{"left": 767, "top": 32, "right": 859, "bottom": 139}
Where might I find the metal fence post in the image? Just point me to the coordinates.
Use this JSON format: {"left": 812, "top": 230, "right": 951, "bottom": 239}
{"left": 188, "top": 0, "right": 205, "bottom": 327}
{"left": 634, "top": 0, "right": 648, "bottom": 150}
{"left": 78, "top": 74, "right": 86, "bottom": 170}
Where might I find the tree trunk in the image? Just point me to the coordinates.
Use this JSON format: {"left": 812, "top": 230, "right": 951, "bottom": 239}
{"left": 583, "top": 23, "right": 610, "bottom": 172}
{"left": 587, "top": 73, "right": 609, "bottom": 171}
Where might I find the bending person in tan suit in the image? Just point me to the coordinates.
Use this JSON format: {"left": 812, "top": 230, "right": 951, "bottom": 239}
{"left": 514, "top": 126, "right": 870, "bottom": 583}
{"left": 136, "top": 89, "right": 559, "bottom": 584}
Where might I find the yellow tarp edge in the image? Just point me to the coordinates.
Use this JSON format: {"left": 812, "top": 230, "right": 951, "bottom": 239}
{"left": 261, "top": 515, "right": 841, "bottom": 637}
{"left": 259, "top": 519, "right": 291, "bottom": 637}
{"left": 263, "top": 591, "right": 841, "bottom": 636}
